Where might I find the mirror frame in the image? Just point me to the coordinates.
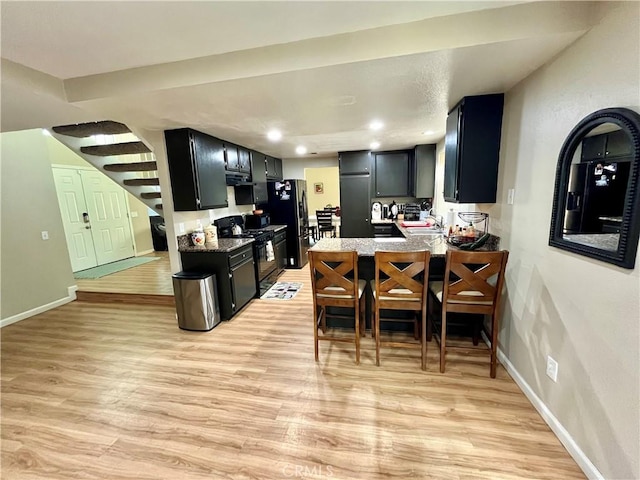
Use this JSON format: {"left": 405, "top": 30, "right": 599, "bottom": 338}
{"left": 549, "top": 107, "right": 640, "bottom": 269}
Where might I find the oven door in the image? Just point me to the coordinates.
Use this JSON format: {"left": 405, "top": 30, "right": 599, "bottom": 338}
{"left": 255, "top": 241, "right": 277, "bottom": 280}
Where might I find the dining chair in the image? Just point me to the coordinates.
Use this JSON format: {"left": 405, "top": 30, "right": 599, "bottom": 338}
{"left": 309, "top": 250, "right": 366, "bottom": 365}
{"left": 316, "top": 210, "right": 336, "bottom": 238}
{"left": 428, "top": 250, "right": 509, "bottom": 378}
{"left": 371, "top": 250, "right": 430, "bottom": 370}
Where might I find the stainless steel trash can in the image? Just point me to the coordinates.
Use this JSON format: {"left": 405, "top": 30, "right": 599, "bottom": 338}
{"left": 172, "top": 272, "right": 221, "bottom": 331}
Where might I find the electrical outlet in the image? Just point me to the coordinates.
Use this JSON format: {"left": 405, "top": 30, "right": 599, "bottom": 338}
{"left": 41, "top": 231, "right": 49, "bottom": 240}
{"left": 507, "top": 188, "right": 515, "bottom": 205}
{"left": 546, "top": 356, "right": 558, "bottom": 382}
{"left": 179, "top": 223, "right": 185, "bottom": 234}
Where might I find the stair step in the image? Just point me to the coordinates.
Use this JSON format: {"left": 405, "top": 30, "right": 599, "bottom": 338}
{"left": 156, "top": 204, "right": 163, "bottom": 210}
{"left": 81, "top": 141, "right": 151, "bottom": 157}
{"left": 104, "top": 161, "right": 157, "bottom": 172}
{"left": 52, "top": 121, "right": 131, "bottom": 138}
{"left": 123, "top": 178, "right": 160, "bottom": 186}
{"left": 141, "top": 192, "right": 162, "bottom": 199}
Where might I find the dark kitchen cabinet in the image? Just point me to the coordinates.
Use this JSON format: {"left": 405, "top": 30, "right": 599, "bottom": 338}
{"left": 237, "top": 147, "right": 252, "bottom": 174}
{"left": 234, "top": 150, "right": 268, "bottom": 205}
{"left": 224, "top": 143, "right": 240, "bottom": 171}
{"left": 581, "top": 129, "right": 633, "bottom": 161}
{"left": 266, "top": 156, "right": 283, "bottom": 181}
{"left": 339, "top": 151, "right": 371, "bottom": 174}
{"left": 273, "top": 229, "right": 287, "bottom": 274}
{"left": 164, "top": 128, "right": 228, "bottom": 211}
{"left": 444, "top": 93, "right": 504, "bottom": 203}
{"left": 374, "top": 151, "right": 411, "bottom": 197}
{"left": 339, "top": 173, "right": 372, "bottom": 237}
{"left": 414, "top": 144, "right": 436, "bottom": 198}
{"left": 180, "top": 244, "right": 256, "bottom": 320}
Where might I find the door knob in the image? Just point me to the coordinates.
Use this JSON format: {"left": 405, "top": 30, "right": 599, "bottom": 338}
{"left": 85, "top": 225, "right": 92, "bottom": 229}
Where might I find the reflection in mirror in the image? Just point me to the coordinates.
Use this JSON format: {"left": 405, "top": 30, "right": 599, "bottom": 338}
{"left": 563, "top": 123, "right": 631, "bottom": 251}
{"left": 549, "top": 107, "right": 640, "bottom": 269}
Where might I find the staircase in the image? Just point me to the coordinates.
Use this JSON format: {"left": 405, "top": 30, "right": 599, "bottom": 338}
{"left": 50, "top": 121, "right": 163, "bottom": 214}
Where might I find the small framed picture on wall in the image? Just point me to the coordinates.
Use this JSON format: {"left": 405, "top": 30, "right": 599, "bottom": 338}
{"left": 314, "top": 182, "right": 324, "bottom": 194}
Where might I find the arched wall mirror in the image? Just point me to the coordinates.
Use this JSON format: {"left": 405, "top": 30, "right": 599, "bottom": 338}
{"left": 549, "top": 107, "right": 640, "bottom": 269}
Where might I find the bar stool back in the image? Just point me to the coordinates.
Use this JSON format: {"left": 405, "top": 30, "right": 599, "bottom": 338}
{"left": 372, "top": 250, "right": 430, "bottom": 370}
{"left": 309, "top": 250, "right": 366, "bottom": 364}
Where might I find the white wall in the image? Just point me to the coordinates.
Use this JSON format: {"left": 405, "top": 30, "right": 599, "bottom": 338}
{"left": 282, "top": 155, "right": 338, "bottom": 179}
{"left": 1, "top": 130, "right": 76, "bottom": 322}
{"left": 483, "top": 3, "right": 639, "bottom": 478}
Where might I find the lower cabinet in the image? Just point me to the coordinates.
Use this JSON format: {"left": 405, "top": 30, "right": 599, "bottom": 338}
{"left": 180, "top": 245, "right": 256, "bottom": 320}
{"left": 273, "top": 229, "right": 287, "bottom": 274}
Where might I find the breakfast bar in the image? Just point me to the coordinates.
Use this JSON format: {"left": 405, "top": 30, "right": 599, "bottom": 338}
{"left": 308, "top": 224, "right": 501, "bottom": 331}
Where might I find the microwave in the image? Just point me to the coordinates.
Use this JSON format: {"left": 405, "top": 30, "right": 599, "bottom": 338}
{"left": 245, "top": 213, "right": 270, "bottom": 229}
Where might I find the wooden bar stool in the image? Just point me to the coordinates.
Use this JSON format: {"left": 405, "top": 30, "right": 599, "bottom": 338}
{"left": 428, "top": 250, "right": 509, "bottom": 378}
{"left": 309, "top": 250, "right": 366, "bottom": 365}
{"left": 371, "top": 250, "right": 430, "bottom": 370}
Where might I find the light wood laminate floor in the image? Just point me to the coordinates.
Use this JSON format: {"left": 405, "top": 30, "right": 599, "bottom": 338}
{"left": 75, "top": 251, "right": 173, "bottom": 295}
{"left": 1, "top": 267, "right": 584, "bottom": 479}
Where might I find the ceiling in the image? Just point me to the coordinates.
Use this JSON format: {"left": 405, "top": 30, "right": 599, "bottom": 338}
{"left": 1, "top": 1, "right": 596, "bottom": 158}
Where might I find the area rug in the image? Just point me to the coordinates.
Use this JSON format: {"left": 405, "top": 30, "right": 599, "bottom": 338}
{"left": 260, "top": 282, "right": 303, "bottom": 300}
{"left": 74, "top": 257, "right": 160, "bottom": 279}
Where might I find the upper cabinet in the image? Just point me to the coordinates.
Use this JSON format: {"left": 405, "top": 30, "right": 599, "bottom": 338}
{"left": 581, "top": 129, "right": 634, "bottom": 161}
{"left": 164, "top": 128, "right": 228, "bottom": 211}
{"left": 339, "top": 151, "right": 371, "bottom": 175}
{"left": 234, "top": 150, "right": 268, "bottom": 205}
{"left": 265, "top": 155, "right": 283, "bottom": 181}
{"left": 238, "top": 147, "right": 252, "bottom": 173}
{"left": 444, "top": 93, "right": 504, "bottom": 203}
{"left": 414, "top": 144, "right": 436, "bottom": 198}
{"left": 374, "top": 151, "right": 411, "bottom": 197}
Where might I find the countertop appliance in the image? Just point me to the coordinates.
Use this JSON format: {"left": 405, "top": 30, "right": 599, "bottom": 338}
{"left": 404, "top": 203, "right": 421, "bottom": 221}
{"left": 215, "top": 215, "right": 278, "bottom": 297}
{"left": 266, "top": 179, "right": 309, "bottom": 268}
{"left": 371, "top": 202, "right": 382, "bottom": 222}
{"left": 245, "top": 212, "right": 270, "bottom": 230}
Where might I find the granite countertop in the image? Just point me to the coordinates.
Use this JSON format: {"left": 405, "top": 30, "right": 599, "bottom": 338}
{"left": 177, "top": 234, "right": 254, "bottom": 253}
{"left": 310, "top": 221, "right": 499, "bottom": 257}
{"left": 563, "top": 233, "right": 619, "bottom": 251}
{"left": 263, "top": 224, "right": 287, "bottom": 232}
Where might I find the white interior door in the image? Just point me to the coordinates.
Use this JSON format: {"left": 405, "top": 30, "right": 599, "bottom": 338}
{"left": 52, "top": 168, "right": 98, "bottom": 272}
{"left": 80, "top": 170, "right": 135, "bottom": 265}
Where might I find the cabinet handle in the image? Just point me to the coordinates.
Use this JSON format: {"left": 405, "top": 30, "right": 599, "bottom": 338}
{"left": 196, "top": 198, "right": 201, "bottom": 207}
{"left": 232, "top": 303, "right": 236, "bottom": 309}
{"left": 365, "top": 219, "right": 369, "bottom": 222}
{"left": 228, "top": 273, "right": 232, "bottom": 279}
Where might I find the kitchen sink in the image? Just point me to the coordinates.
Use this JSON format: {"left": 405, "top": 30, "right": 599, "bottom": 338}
{"left": 404, "top": 227, "right": 445, "bottom": 236}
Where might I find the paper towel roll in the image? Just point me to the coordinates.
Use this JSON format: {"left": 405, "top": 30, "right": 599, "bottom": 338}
{"left": 446, "top": 209, "right": 457, "bottom": 228}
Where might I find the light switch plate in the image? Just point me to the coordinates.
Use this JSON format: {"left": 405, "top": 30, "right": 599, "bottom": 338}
{"left": 41, "top": 231, "right": 49, "bottom": 240}
{"left": 179, "top": 223, "right": 185, "bottom": 234}
{"left": 546, "top": 355, "right": 558, "bottom": 382}
{"left": 131, "top": 211, "right": 139, "bottom": 218}
{"left": 507, "top": 189, "right": 515, "bottom": 205}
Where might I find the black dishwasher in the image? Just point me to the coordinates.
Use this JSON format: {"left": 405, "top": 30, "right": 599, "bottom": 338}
{"left": 229, "top": 248, "right": 257, "bottom": 314}
{"left": 273, "top": 229, "right": 287, "bottom": 274}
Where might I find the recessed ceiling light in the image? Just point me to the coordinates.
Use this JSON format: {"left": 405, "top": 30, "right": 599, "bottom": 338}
{"left": 422, "top": 130, "right": 434, "bottom": 135}
{"left": 295, "top": 145, "right": 307, "bottom": 155}
{"left": 267, "top": 130, "right": 282, "bottom": 142}
{"left": 369, "top": 120, "right": 384, "bottom": 131}
{"left": 370, "top": 141, "right": 380, "bottom": 150}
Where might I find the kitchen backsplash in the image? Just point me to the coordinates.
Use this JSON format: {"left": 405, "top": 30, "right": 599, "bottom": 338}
{"left": 172, "top": 186, "right": 254, "bottom": 233}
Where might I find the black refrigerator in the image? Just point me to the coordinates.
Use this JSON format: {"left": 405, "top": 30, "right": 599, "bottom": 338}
{"left": 564, "top": 160, "right": 630, "bottom": 233}
{"left": 266, "top": 180, "right": 309, "bottom": 268}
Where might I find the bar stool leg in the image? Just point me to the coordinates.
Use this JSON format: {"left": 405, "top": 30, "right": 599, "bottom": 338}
{"left": 355, "top": 303, "right": 360, "bottom": 365}
{"left": 421, "top": 307, "right": 427, "bottom": 371}
{"left": 374, "top": 300, "right": 381, "bottom": 366}
{"left": 490, "top": 313, "right": 498, "bottom": 378}
{"left": 314, "top": 307, "right": 319, "bottom": 362}
{"left": 440, "top": 308, "right": 447, "bottom": 373}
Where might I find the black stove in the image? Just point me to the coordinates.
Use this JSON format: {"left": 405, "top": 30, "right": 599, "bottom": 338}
{"left": 214, "top": 215, "right": 278, "bottom": 297}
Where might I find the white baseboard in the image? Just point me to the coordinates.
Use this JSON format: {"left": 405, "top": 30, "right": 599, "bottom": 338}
{"left": 482, "top": 333, "right": 604, "bottom": 480}
{"left": 136, "top": 249, "right": 155, "bottom": 257}
{"left": 0, "top": 287, "right": 77, "bottom": 328}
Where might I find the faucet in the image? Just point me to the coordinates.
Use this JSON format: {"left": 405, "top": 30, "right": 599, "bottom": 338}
{"left": 427, "top": 208, "right": 444, "bottom": 229}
